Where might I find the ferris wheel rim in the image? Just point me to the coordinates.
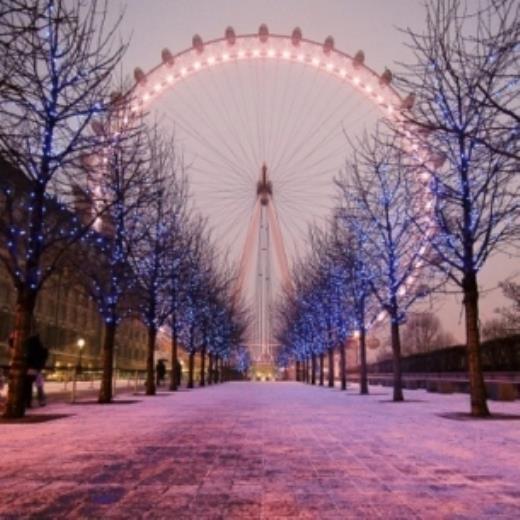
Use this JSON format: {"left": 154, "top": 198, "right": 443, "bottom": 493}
{"left": 117, "top": 27, "right": 435, "bottom": 326}
{"left": 125, "top": 30, "right": 404, "bottom": 117}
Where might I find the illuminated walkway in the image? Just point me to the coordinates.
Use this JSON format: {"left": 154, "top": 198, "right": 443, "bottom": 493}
{"left": 1, "top": 382, "right": 520, "bottom": 519}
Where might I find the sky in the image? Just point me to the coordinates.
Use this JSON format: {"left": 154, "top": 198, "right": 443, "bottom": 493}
{"left": 106, "top": 0, "right": 519, "bottom": 343}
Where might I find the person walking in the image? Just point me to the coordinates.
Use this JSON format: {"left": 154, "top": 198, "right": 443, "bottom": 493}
{"left": 24, "top": 332, "right": 48, "bottom": 409}
{"left": 156, "top": 359, "right": 166, "bottom": 387}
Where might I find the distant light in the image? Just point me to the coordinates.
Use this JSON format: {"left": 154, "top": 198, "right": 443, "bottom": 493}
{"left": 207, "top": 56, "right": 216, "bottom": 65}
{"left": 312, "top": 57, "right": 320, "bottom": 66}
{"left": 193, "top": 61, "right": 201, "bottom": 70}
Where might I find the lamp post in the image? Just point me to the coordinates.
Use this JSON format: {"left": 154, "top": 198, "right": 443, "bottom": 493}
{"left": 77, "top": 338, "right": 85, "bottom": 374}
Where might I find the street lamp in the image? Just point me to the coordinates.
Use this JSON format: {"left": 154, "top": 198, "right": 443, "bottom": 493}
{"left": 77, "top": 338, "right": 85, "bottom": 373}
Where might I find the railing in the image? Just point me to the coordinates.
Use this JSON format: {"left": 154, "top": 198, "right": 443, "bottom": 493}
{"left": 0, "top": 365, "right": 148, "bottom": 404}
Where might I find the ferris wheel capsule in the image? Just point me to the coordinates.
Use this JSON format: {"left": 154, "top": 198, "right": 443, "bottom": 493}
{"left": 401, "top": 92, "right": 416, "bottom": 110}
{"left": 259, "top": 24, "right": 269, "bottom": 43}
{"left": 91, "top": 120, "right": 104, "bottom": 136}
{"left": 323, "top": 36, "right": 334, "bottom": 54}
{"left": 353, "top": 50, "right": 365, "bottom": 68}
{"left": 291, "top": 27, "right": 302, "bottom": 46}
{"left": 161, "top": 48, "right": 175, "bottom": 66}
{"left": 133, "top": 67, "right": 146, "bottom": 85}
{"left": 225, "top": 26, "right": 236, "bottom": 45}
{"left": 379, "top": 68, "right": 393, "bottom": 86}
{"left": 192, "top": 34, "right": 204, "bottom": 53}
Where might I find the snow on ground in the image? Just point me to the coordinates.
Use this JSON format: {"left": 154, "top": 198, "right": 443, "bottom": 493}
{"left": 0, "top": 382, "right": 519, "bottom": 519}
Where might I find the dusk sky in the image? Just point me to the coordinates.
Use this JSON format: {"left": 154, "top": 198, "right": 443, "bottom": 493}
{"left": 107, "top": 0, "right": 519, "bottom": 342}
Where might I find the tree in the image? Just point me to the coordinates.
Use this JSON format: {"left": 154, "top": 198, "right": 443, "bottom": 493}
{"left": 399, "top": 0, "right": 520, "bottom": 415}
{"left": 131, "top": 129, "right": 184, "bottom": 395}
{"left": 337, "top": 131, "right": 435, "bottom": 401}
{"left": 78, "top": 110, "right": 154, "bottom": 404}
{"left": 330, "top": 218, "right": 375, "bottom": 394}
{"left": 400, "top": 311, "right": 455, "bottom": 354}
{"left": 0, "top": 0, "right": 125, "bottom": 417}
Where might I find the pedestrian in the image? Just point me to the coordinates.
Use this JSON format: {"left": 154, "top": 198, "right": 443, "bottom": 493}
{"left": 175, "top": 359, "right": 182, "bottom": 387}
{"left": 156, "top": 359, "right": 166, "bottom": 387}
{"left": 35, "top": 371, "right": 46, "bottom": 407}
{"left": 24, "top": 331, "right": 48, "bottom": 409}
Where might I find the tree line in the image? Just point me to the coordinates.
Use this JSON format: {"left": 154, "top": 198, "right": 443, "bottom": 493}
{"left": 0, "top": 0, "right": 248, "bottom": 418}
{"left": 276, "top": 0, "right": 519, "bottom": 417}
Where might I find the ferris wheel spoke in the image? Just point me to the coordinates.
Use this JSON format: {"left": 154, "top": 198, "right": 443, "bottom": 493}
{"left": 164, "top": 110, "right": 249, "bottom": 185}
{"left": 232, "top": 60, "right": 264, "bottom": 170}
{"left": 269, "top": 65, "right": 323, "bottom": 173}
{"left": 276, "top": 92, "right": 371, "bottom": 178}
{"left": 164, "top": 82, "right": 253, "bottom": 182}
{"left": 203, "top": 66, "right": 259, "bottom": 179}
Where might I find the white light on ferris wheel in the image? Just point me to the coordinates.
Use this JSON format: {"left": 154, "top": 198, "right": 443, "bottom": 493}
{"left": 339, "top": 68, "right": 347, "bottom": 78}
{"left": 207, "top": 56, "right": 216, "bottom": 65}
{"left": 166, "top": 74, "right": 174, "bottom": 83}
{"left": 267, "top": 48, "right": 275, "bottom": 57}
{"left": 252, "top": 49, "right": 260, "bottom": 57}
{"left": 238, "top": 50, "right": 245, "bottom": 58}
{"left": 282, "top": 50, "right": 290, "bottom": 59}
{"left": 326, "top": 62, "right": 333, "bottom": 71}
{"left": 194, "top": 61, "right": 201, "bottom": 70}
{"left": 297, "top": 53, "right": 304, "bottom": 62}
{"left": 312, "top": 57, "right": 320, "bottom": 66}
{"left": 222, "top": 52, "right": 230, "bottom": 61}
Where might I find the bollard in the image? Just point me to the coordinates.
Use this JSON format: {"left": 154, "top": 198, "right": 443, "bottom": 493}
{"left": 134, "top": 371, "right": 139, "bottom": 393}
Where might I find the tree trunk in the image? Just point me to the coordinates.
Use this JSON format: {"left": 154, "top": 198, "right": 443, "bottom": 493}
{"left": 200, "top": 344, "right": 206, "bottom": 387}
{"left": 463, "top": 272, "right": 490, "bottom": 417}
{"left": 390, "top": 320, "right": 404, "bottom": 402}
{"left": 188, "top": 352, "right": 195, "bottom": 388}
{"left": 169, "top": 326, "right": 178, "bottom": 391}
{"left": 3, "top": 294, "right": 35, "bottom": 418}
{"left": 359, "top": 328, "right": 369, "bottom": 395}
{"left": 295, "top": 360, "right": 301, "bottom": 382}
{"left": 319, "top": 353, "right": 324, "bottom": 386}
{"left": 208, "top": 352, "right": 213, "bottom": 386}
{"left": 340, "top": 342, "right": 347, "bottom": 391}
{"left": 99, "top": 321, "right": 116, "bottom": 403}
{"left": 311, "top": 354, "right": 316, "bottom": 385}
{"left": 145, "top": 325, "right": 157, "bottom": 396}
{"left": 328, "top": 347, "right": 334, "bottom": 387}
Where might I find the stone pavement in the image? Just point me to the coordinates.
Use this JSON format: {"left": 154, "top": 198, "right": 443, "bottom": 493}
{"left": 1, "top": 382, "right": 520, "bottom": 519}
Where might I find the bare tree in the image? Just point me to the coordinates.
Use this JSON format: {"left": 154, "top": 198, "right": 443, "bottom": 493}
{"left": 131, "top": 129, "right": 185, "bottom": 396}
{"left": 400, "top": 311, "right": 455, "bottom": 354}
{"left": 77, "top": 111, "right": 154, "bottom": 404}
{"left": 0, "top": 0, "right": 125, "bottom": 418}
{"left": 399, "top": 0, "right": 520, "bottom": 416}
{"left": 330, "top": 217, "right": 376, "bottom": 394}
{"left": 338, "top": 131, "right": 435, "bottom": 401}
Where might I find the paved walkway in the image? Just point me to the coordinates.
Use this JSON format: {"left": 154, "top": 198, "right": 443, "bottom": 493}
{"left": 1, "top": 382, "right": 520, "bottom": 519}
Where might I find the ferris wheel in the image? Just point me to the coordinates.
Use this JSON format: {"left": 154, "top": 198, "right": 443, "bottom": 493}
{"left": 125, "top": 25, "right": 422, "bottom": 373}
